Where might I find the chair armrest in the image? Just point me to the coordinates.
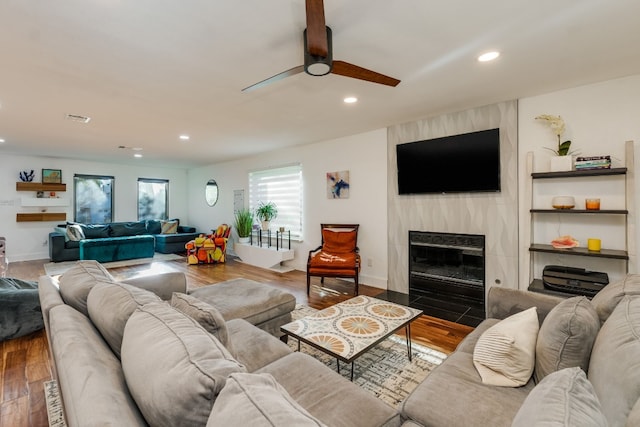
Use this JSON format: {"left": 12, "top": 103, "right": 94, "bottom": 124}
{"left": 121, "top": 272, "right": 187, "bottom": 300}
{"left": 487, "top": 287, "right": 564, "bottom": 324}
{"left": 307, "top": 245, "right": 323, "bottom": 260}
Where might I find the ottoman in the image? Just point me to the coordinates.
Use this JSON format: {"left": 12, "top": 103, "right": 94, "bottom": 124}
{"left": 0, "top": 277, "right": 43, "bottom": 341}
{"left": 189, "top": 278, "right": 296, "bottom": 338}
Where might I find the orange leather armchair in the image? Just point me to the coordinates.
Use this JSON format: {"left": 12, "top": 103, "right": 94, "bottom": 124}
{"left": 306, "top": 224, "right": 361, "bottom": 296}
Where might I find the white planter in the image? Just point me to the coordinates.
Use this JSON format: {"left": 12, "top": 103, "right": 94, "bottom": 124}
{"left": 261, "top": 220, "right": 270, "bottom": 231}
{"left": 238, "top": 236, "right": 250, "bottom": 244}
{"left": 549, "top": 155, "right": 573, "bottom": 172}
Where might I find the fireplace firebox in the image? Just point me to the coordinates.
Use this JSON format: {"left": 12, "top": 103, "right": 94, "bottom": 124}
{"left": 408, "top": 231, "right": 485, "bottom": 327}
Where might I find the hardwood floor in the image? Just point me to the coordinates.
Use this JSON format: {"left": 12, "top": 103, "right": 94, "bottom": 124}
{"left": 1, "top": 256, "right": 474, "bottom": 427}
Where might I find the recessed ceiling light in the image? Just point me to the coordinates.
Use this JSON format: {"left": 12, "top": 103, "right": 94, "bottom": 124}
{"left": 0, "top": 138, "right": 5, "bottom": 144}
{"left": 134, "top": 153, "right": 143, "bottom": 158}
{"left": 179, "top": 135, "right": 190, "bottom": 141}
{"left": 478, "top": 51, "right": 500, "bottom": 62}
{"left": 132, "top": 147, "right": 143, "bottom": 151}
{"left": 344, "top": 97, "right": 358, "bottom": 104}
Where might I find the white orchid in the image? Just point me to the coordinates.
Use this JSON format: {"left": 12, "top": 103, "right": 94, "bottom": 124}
{"left": 535, "top": 114, "right": 572, "bottom": 156}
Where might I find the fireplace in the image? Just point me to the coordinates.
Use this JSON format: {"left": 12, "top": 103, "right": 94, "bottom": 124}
{"left": 408, "top": 231, "right": 485, "bottom": 327}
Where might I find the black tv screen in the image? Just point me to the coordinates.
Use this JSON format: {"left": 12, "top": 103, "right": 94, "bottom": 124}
{"left": 396, "top": 128, "right": 501, "bottom": 194}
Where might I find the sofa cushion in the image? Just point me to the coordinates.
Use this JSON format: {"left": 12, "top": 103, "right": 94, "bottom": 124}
{"left": 591, "top": 274, "right": 640, "bottom": 324}
{"left": 226, "top": 318, "right": 292, "bottom": 372}
{"left": 473, "top": 306, "right": 539, "bottom": 387}
{"left": 87, "top": 281, "right": 161, "bottom": 358}
{"left": 65, "top": 223, "right": 85, "bottom": 241}
{"left": 121, "top": 302, "right": 246, "bottom": 427}
{"left": 79, "top": 223, "right": 110, "bottom": 239}
{"left": 109, "top": 221, "right": 148, "bottom": 237}
{"left": 170, "top": 292, "right": 231, "bottom": 351}
{"left": 161, "top": 219, "right": 179, "bottom": 234}
{"left": 207, "top": 372, "right": 327, "bottom": 427}
{"left": 58, "top": 260, "right": 115, "bottom": 316}
{"left": 145, "top": 219, "right": 162, "bottom": 234}
{"left": 588, "top": 295, "right": 640, "bottom": 426}
{"left": 512, "top": 367, "right": 607, "bottom": 427}
{"left": 534, "top": 296, "right": 600, "bottom": 383}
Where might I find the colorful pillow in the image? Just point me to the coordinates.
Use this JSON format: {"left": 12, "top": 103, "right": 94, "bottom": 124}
{"left": 473, "top": 306, "right": 539, "bottom": 387}
{"left": 160, "top": 219, "right": 179, "bottom": 234}
{"left": 322, "top": 229, "right": 357, "bottom": 254}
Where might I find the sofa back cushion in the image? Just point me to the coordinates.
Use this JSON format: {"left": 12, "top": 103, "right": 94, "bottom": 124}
{"left": 588, "top": 295, "right": 640, "bottom": 426}
{"left": 146, "top": 219, "right": 162, "bottom": 235}
{"left": 512, "top": 367, "right": 607, "bottom": 427}
{"left": 58, "top": 260, "right": 115, "bottom": 316}
{"left": 109, "top": 221, "right": 148, "bottom": 237}
{"left": 87, "top": 281, "right": 161, "bottom": 358}
{"left": 79, "top": 223, "right": 111, "bottom": 239}
{"left": 208, "top": 372, "right": 327, "bottom": 427}
{"left": 170, "top": 292, "right": 232, "bottom": 352}
{"left": 591, "top": 274, "right": 640, "bottom": 324}
{"left": 121, "top": 302, "right": 246, "bottom": 427}
{"left": 534, "top": 296, "right": 600, "bottom": 383}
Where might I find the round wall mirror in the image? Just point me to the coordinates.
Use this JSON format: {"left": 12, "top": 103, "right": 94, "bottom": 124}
{"left": 205, "top": 179, "right": 219, "bottom": 206}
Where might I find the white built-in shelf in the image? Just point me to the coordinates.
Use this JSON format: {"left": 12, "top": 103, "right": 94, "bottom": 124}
{"left": 21, "top": 197, "right": 69, "bottom": 207}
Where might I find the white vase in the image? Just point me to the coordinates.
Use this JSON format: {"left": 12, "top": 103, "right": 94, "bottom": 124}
{"left": 238, "top": 236, "right": 250, "bottom": 244}
{"left": 549, "top": 155, "right": 573, "bottom": 172}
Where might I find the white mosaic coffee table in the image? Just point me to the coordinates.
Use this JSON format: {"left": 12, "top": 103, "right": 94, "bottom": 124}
{"left": 280, "top": 295, "right": 423, "bottom": 380}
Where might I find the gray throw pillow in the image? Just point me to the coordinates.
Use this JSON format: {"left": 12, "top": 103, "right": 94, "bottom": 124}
{"left": 534, "top": 296, "right": 600, "bottom": 383}
{"left": 121, "top": 302, "right": 246, "bottom": 427}
{"left": 87, "top": 281, "right": 161, "bottom": 358}
{"left": 170, "top": 292, "right": 232, "bottom": 352}
{"left": 512, "top": 367, "right": 608, "bottom": 427}
{"left": 207, "top": 372, "right": 327, "bottom": 427}
{"left": 591, "top": 274, "right": 640, "bottom": 324}
{"left": 58, "top": 260, "right": 115, "bottom": 316}
{"left": 65, "top": 224, "right": 85, "bottom": 241}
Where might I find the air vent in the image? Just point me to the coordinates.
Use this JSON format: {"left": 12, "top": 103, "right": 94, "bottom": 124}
{"left": 65, "top": 114, "right": 91, "bottom": 123}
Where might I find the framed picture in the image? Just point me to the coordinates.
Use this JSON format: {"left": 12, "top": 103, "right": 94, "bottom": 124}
{"left": 42, "top": 169, "right": 62, "bottom": 184}
{"left": 326, "top": 170, "right": 350, "bottom": 199}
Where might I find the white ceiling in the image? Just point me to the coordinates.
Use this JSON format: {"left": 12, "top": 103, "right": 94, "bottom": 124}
{"left": 1, "top": 0, "right": 639, "bottom": 168}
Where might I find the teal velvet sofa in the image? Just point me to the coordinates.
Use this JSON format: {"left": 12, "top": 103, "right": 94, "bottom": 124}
{"left": 48, "top": 220, "right": 199, "bottom": 262}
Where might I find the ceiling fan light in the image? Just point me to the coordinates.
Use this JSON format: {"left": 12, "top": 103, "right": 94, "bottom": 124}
{"left": 307, "top": 61, "right": 331, "bottom": 76}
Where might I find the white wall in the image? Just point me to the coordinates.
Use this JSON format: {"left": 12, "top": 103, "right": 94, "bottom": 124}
{"left": 0, "top": 153, "right": 190, "bottom": 261}
{"left": 187, "top": 129, "right": 389, "bottom": 288}
{"left": 518, "top": 74, "right": 640, "bottom": 287}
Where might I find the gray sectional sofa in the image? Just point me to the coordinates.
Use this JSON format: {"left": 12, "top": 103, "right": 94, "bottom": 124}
{"left": 400, "top": 278, "right": 640, "bottom": 427}
{"left": 38, "top": 261, "right": 400, "bottom": 427}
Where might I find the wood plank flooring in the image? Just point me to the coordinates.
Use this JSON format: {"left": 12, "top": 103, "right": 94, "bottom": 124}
{"left": 1, "top": 255, "right": 474, "bottom": 427}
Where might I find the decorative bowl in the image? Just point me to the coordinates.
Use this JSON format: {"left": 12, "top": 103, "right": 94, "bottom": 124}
{"left": 551, "top": 196, "right": 575, "bottom": 209}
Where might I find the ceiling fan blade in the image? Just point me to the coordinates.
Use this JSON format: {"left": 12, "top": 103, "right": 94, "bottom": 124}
{"left": 305, "top": 0, "right": 328, "bottom": 57}
{"left": 331, "top": 60, "right": 400, "bottom": 87}
{"left": 241, "top": 65, "right": 305, "bottom": 92}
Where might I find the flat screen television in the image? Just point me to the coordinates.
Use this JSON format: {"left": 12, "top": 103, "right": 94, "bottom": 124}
{"left": 396, "top": 128, "right": 501, "bottom": 194}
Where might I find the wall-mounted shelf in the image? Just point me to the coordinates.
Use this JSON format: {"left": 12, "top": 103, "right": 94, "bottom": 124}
{"left": 16, "top": 182, "right": 66, "bottom": 192}
{"left": 531, "top": 167, "right": 627, "bottom": 179}
{"left": 16, "top": 213, "right": 67, "bottom": 222}
{"left": 21, "top": 197, "right": 69, "bottom": 207}
{"left": 529, "top": 243, "right": 628, "bottom": 260}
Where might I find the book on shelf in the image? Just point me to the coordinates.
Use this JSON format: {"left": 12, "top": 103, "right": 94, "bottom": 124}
{"left": 575, "top": 155, "right": 611, "bottom": 161}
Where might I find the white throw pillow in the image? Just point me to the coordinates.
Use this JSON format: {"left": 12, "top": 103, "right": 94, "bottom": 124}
{"left": 473, "top": 306, "right": 539, "bottom": 387}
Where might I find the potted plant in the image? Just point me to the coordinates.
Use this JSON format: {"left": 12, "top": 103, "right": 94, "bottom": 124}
{"left": 535, "top": 114, "right": 574, "bottom": 171}
{"left": 255, "top": 201, "right": 278, "bottom": 231}
{"left": 234, "top": 208, "right": 254, "bottom": 243}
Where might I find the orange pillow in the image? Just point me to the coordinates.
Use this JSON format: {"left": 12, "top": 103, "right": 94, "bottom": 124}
{"left": 322, "top": 229, "right": 357, "bottom": 254}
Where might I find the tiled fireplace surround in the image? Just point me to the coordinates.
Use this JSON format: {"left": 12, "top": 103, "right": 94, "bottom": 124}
{"left": 386, "top": 100, "right": 519, "bottom": 324}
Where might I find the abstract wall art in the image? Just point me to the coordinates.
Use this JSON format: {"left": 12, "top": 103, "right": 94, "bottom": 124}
{"left": 327, "top": 170, "right": 350, "bottom": 199}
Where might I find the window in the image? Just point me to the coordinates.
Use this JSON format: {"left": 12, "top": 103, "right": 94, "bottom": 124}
{"left": 249, "top": 164, "right": 302, "bottom": 239}
{"left": 138, "top": 178, "right": 169, "bottom": 220}
{"left": 74, "top": 174, "right": 114, "bottom": 223}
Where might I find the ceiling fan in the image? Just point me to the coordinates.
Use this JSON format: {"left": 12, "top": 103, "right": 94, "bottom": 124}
{"left": 242, "top": 0, "right": 401, "bottom": 92}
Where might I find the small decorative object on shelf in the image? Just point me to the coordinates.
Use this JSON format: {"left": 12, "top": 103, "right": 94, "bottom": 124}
{"left": 551, "top": 235, "right": 579, "bottom": 249}
{"left": 575, "top": 155, "right": 611, "bottom": 170}
{"left": 36, "top": 191, "right": 44, "bottom": 198}
{"left": 255, "top": 201, "right": 278, "bottom": 231}
{"left": 587, "top": 238, "right": 602, "bottom": 252}
{"left": 585, "top": 198, "right": 601, "bottom": 210}
{"left": 551, "top": 196, "right": 575, "bottom": 209}
{"left": 19, "top": 170, "right": 35, "bottom": 182}
{"left": 535, "top": 114, "right": 575, "bottom": 172}
{"left": 42, "top": 168, "right": 62, "bottom": 184}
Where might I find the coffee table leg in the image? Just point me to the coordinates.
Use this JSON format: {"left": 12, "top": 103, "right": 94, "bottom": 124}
{"left": 336, "top": 359, "right": 340, "bottom": 374}
{"left": 351, "top": 362, "right": 354, "bottom": 381}
{"left": 406, "top": 324, "right": 413, "bottom": 362}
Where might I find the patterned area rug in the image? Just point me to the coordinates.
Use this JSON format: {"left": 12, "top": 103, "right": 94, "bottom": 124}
{"left": 45, "top": 380, "right": 67, "bottom": 427}
{"left": 43, "top": 252, "right": 183, "bottom": 276}
{"left": 289, "top": 304, "right": 447, "bottom": 407}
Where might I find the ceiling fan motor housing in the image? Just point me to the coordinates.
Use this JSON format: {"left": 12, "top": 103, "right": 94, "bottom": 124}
{"left": 304, "top": 27, "right": 332, "bottom": 76}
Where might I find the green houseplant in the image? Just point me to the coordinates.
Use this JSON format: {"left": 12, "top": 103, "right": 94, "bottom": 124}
{"left": 234, "top": 208, "right": 254, "bottom": 243}
{"left": 255, "top": 201, "right": 278, "bottom": 231}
